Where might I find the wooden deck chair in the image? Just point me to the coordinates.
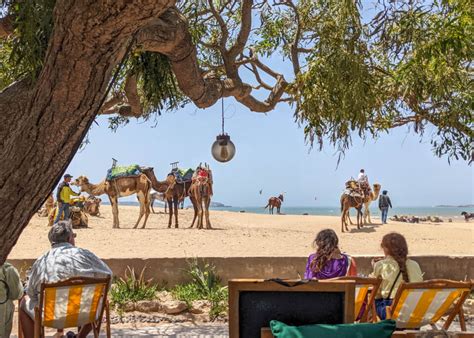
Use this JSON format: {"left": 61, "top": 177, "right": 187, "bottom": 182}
{"left": 386, "top": 279, "right": 472, "bottom": 331}
{"left": 333, "top": 277, "right": 382, "bottom": 322}
{"left": 26, "top": 276, "right": 111, "bottom": 338}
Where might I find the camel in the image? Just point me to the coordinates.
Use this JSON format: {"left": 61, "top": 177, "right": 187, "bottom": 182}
{"left": 141, "top": 168, "right": 191, "bottom": 228}
{"left": 362, "top": 183, "right": 381, "bottom": 224}
{"left": 73, "top": 175, "right": 151, "bottom": 229}
{"left": 264, "top": 194, "right": 284, "bottom": 214}
{"left": 188, "top": 168, "right": 213, "bottom": 229}
{"left": 461, "top": 211, "right": 474, "bottom": 222}
{"left": 37, "top": 194, "right": 55, "bottom": 217}
{"left": 150, "top": 192, "right": 167, "bottom": 214}
{"left": 347, "top": 183, "right": 381, "bottom": 225}
{"left": 83, "top": 196, "right": 102, "bottom": 216}
{"left": 340, "top": 181, "right": 364, "bottom": 232}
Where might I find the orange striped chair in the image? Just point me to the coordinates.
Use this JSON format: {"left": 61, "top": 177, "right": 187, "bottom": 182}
{"left": 386, "top": 279, "right": 472, "bottom": 331}
{"left": 334, "top": 277, "right": 382, "bottom": 322}
{"left": 25, "top": 276, "right": 111, "bottom": 338}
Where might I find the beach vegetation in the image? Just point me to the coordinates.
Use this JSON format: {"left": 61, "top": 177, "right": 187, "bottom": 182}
{"left": 172, "top": 258, "right": 228, "bottom": 320}
{"left": 110, "top": 266, "right": 158, "bottom": 308}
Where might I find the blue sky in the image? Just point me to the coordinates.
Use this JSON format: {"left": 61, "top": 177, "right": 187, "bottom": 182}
{"left": 65, "top": 100, "right": 473, "bottom": 207}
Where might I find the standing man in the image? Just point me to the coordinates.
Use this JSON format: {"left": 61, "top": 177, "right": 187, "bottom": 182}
{"left": 378, "top": 190, "right": 392, "bottom": 224}
{"left": 55, "top": 173, "right": 79, "bottom": 223}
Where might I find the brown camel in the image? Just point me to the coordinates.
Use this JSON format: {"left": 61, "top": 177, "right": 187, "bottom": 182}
{"left": 37, "top": 193, "right": 55, "bottom": 217}
{"left": 340, "top": 180, "right": 364, "bottom": 232}
{"left": 188, "top": 168, "right": 213, "bottom": 229}
{"left": 83, "top": 196, "right": 102, "bottom": 216}
{"left": 264, "top": 194, "right": 284, "bottom": 214}
{"left": 141, "top": 168, "right": 191, "bottom": 228}
{"left": 347, "top": 183, "right": 381, "bottom": 225}
{"left": 73, "top": 175, "right": 151, "bottom": 229}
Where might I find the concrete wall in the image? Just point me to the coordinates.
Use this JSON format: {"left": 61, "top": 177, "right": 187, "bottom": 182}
{"left": 8, "top": 255, "right": 473, "bottom": 286}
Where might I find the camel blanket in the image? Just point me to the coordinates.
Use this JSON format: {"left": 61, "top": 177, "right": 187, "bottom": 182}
{"left": 106, "top": 164, "right": 142, "bottom": 181}
{"left": 343, "top": 189, "right": 363, "bottom": 198}
{"left": 172, "top": 168, "right": 194, "bottom": 183}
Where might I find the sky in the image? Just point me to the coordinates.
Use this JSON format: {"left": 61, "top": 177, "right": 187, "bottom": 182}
{"left": 65, "top": 100, "right": 473, "bottom": 207}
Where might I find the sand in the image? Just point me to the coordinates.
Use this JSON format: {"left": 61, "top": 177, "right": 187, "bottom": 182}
{"left": 8, "top": 205, "right": 473, "bottom": 259}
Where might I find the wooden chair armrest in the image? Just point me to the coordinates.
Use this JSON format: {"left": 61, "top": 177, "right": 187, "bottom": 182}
{"left": 261, "top": 327, "right": 273, "bottom": 338}
{"left": 386, "top": 305, "right": 392, "bottom": 319}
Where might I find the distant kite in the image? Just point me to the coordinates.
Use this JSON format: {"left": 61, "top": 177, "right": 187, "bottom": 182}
{"left": 259, "top": 189, "right": 263, "bottom": 195}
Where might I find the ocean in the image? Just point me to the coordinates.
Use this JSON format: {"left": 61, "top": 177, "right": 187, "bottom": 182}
{"left": 112, "top": 202, "right": 470, "bottom": 218}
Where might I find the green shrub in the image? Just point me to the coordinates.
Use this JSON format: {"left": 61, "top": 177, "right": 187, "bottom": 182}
{"left": 110, "top": 266, "right": 158, "bottom": 307}
{"left": 171, "top": 258, "right": 228, "bottom": 320}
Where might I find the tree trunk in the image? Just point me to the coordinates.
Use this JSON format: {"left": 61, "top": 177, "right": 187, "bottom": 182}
{"left": 0, "top": 0, "right": 174, "bottom": 264}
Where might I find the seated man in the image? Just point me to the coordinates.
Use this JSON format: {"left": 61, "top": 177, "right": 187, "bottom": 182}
{"left": 0, "top": 262, "right": 23, "bottom": 337}
{"left": 20, "top": 221, "right": 112, "bottom": 338}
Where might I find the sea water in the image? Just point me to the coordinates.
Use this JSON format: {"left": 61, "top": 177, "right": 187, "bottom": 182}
{"left": 114, "top": 201, "right": 470, "bottom": 218}
{"left": 210, "top": 206, "right": 470, "bottom": 218}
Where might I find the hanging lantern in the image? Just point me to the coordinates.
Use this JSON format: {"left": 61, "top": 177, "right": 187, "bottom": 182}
{"left": 212, "top": 134, "right": 236, "bottom": 162}
{"left": 211, "top": 98, "right": 236, "bottom": 162}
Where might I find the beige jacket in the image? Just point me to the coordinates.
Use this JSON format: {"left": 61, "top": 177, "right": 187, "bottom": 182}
{"left": 0, "top": 263, "right": 23, "bottom": 338}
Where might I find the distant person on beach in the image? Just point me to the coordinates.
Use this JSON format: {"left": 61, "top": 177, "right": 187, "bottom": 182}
{"left": 0, "top": 262, "right": 23, "bottom": 337}
{"left": 55, "top": 173, "right": 80, "bottom": 223}
{"left": 19, "top": 221, "right": 112, "bottom": 337}
{"left": 304, "top": 229, "right": 357, "bottom": 279}
{"left": 378, "top": 190, "right": 392, "bottom": 224}
{"left": 370, "top": 233, "right": 423, "bottom": 320}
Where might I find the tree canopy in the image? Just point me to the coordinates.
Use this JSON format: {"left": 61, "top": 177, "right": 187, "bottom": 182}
{"left": 0, "top": 0, "right": 472, "bottom": 160}
{"left": 1, "top": 0, "right": 472, "bottom": 161}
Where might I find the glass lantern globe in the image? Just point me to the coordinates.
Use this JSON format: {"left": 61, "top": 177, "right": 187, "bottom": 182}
{"left": 211, "top": 134, "right": 236, "bottom": 162}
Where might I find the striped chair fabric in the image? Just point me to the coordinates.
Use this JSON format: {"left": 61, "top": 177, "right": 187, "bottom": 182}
{"left": 333, "top": 277, "right": 381, "bottom": 322}
{"left": 388, "top": 280, "right": 472, "bottom": 330}
{"left": 354, "top": 284, "right": 370, "bottom": 319}
{"left": 42, "top": 282, "right": 106, "bottom": 329}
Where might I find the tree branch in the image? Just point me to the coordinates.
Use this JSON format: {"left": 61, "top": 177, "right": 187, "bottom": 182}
{"left": 0, "top": 14, "right": 14, "bottom": 38}
{"left": 227, "top": 0, "right": 253, "bottom": 59}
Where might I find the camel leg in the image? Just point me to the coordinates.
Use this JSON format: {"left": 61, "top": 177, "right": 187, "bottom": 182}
{"left": 141, "top": 193, "right": 151, "bottom": 229}
{"left": 347, "top": 210, "right": 354, "bottom": 225}
{"left": 196, "top": 198, "right": 203, "bottom": 229}
{"left": 341, "top": 209, "right": 348, "bottom": 232}
{"left": 204, "top": 196, "right": 212, "bottom": 229}
{"left": 150, "top": 198, "right": 156, "bottom": 214}
{"left": 366, "top": 205, "right": 372, "bottom": 224}
{"left": 110, "top": 197, "right": 119, "bottom": 229}
{"left": 341, "top": 212, "right": 345, "bottom": 233}
{"left": 133, "top": 192, "right": 146, "bottom": 229}
{"left": 167, "top": 199, "right": 173, "bottom": 228}
{"left": 173, "top": 198, "right": 179, "bottom": 228}
{"left": 357, "top": 208, "right": 362, "bottom": 229}
{"left": 344, "top": 210, "right": 350, "bottom": 232}
{"left": 189, "top": 195, "right": 198, "bottom": 228}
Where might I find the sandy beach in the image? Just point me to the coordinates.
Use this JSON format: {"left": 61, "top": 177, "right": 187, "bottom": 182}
{"left": 8, "top": 205, "right": 473, "bottom": 259}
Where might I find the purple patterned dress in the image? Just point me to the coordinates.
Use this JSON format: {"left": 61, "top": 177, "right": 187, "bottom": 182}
{"left": 304, "top": 253, "right": 350, "bottom": 279}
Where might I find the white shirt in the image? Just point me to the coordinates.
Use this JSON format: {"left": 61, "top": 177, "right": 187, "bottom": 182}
{"left": 358, "top": 172, "right": 368, "bottom": 183}
{"left": 26, "top": 243, "right": 112, "bottom": 304}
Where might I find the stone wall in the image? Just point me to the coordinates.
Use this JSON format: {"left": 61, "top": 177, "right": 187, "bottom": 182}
{"left": 8, "top": 255, "right": 473, "bottom": 286}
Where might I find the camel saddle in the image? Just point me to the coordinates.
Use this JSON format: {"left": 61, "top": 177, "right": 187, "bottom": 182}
{"left": 106, "top": 164, "right": 142, "bottom": 181}
{"left": 170, "top": 168, "right": 194, "bottom": 183}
